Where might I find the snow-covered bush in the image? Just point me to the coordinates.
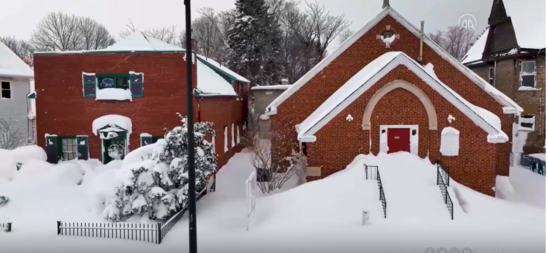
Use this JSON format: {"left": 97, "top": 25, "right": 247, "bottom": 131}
{"left": 0, "top": 149, "right": 17, "bottom": 181}
{"left": 103, "top": 113, "right": 218, "bottom": 221}
{"left": 50, "top": 162, "right": 85, "bottom": 185}
{"left": 10, "top": 145, "right": 47, "bottom": 164}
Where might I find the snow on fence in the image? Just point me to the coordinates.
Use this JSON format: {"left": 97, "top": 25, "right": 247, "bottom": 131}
{"left": 436, "top": 163, "right": 453, "bottom": 220}
{"left": 0, "top": 222, "right": 12, "bottom": 232}
{"left": 56, "top": 185, "right": 210, "bottom": 244}
{"left": 246, "top": 170, "right": 257, "bottom": 231}
{"left": 364, "top": 164, "right": 387, "bottom": 219}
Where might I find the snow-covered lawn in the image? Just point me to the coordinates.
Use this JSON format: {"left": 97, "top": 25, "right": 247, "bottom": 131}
{"left": 496, "top": 165, "right": 546, "bottom": 209}
{"left": 0, "top": 150, "right": 544, "bottom": 253}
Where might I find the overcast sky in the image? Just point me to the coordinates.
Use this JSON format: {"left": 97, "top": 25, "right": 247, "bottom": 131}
{"left": 0, "top": 0, "right": 494, "bottom": 47}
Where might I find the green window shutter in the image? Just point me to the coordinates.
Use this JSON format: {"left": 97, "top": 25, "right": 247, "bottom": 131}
{"left": 83, "top": 73, "right": 97, "bottom": 98}
{"left": 76, "top": 135, "right": 89, "bottom": 160}
{"left": 129, "top": 72, "right": 144, "bottom": 98}
{"left": 45, "top": 135, "right": 59, "bottom": 163}
{"left": 140, "top": 134, "right": 153, "bottom": 146}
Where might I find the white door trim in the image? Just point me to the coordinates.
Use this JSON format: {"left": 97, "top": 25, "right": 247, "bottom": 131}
{"left": 380, "top": 125, "right": 419, "bottom": 155}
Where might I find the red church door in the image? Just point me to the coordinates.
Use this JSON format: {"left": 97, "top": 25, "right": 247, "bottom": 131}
{"left": 387, "top": 128, "right": 411, "bottom": 153}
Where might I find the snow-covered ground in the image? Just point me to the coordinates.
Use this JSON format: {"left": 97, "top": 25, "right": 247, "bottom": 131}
{"left": 0, "top": 150, "right": 544, "bottom": 253}
{"left": 496, "top": 165, "right": 546, "bottom": 209}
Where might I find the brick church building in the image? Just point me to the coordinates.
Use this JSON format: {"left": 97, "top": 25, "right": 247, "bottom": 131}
{"left": 33, "top": 32, "right": 250, "bottom": 168}
{"left": 265, "top": 2, "right": 523, "bottom": 195}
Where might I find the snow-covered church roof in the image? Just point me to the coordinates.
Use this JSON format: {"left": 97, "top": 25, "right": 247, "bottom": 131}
{"left": 0, "top": 41, "right": 33, "bottom": 78}
{"left": 462, "top": 0, "right": 546, "bottom": 64}
{"left": 297, "top": 52, "right": 508, "bottom": 144}
{"left": 266, "top": 6, "right": 522, "bottom": 117}
{"left": 100, "top": 32, "right": 184, "bottom": 52}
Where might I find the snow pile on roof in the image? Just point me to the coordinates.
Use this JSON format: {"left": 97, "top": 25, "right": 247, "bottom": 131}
{"left": 251, "top": 85, "right": 292, "bottom": 91}
{"left": 461, "top": 28, "right": 489, "bottom": 64}
{"left": 196, "top": 55, "right": 250, "bottom": 83}
{"left": 504, "top": 0, "right": 546, "bottom": 49}
{"left": 92, "top": 115, "right": 132, "bottom": 135}
{"left": 96, "top": 88, "right": 133, "bottom": 101}
{"left": 196, "top": 59, "right": 237, "bottom": 97}
{"left": 0, "top": 41, "right": 34, "bottom": 78}
{"left": 101, "top": 32, "right": 184, "bottom": 52}
{"left": 297, "top": 52, "right": 507, "bottom": 143}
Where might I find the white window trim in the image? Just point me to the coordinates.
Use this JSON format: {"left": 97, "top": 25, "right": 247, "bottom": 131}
{"left": 518, "top": 115, "right": 535, "bottom": 132}
{"left": 212, "top": 130, "right": 215, "bottom": 149}
{"left": 237, "top": 125, "right": 240, "bottom": 144}
{"left": 224, "top": 126, "right": 228, "bottom": 153}
{"left": 520, "top": 60, "right": 537, "bottom": 88}
{"left": 1, "top": 80, "right": 12, "bottom": 100}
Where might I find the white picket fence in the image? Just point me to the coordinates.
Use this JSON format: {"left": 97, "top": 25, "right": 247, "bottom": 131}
{"left": 246, "top": 171, "right": 257, "bottom": 231}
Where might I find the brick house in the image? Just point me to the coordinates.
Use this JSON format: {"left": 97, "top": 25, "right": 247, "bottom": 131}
{"left": 33, "top": 32, "right": 250, "bottom": 168}
{"left": 462, "top": 0, "right": 546, "bottom": 150}
{"left": 265, "top": 4, "right": 523, "bottom": 195}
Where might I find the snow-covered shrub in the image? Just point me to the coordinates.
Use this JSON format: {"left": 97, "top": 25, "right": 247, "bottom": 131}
{"left": 0, "top": 149, "right": 17, "bottom": 181}
{"left": 108, "top": 144, "right": 125, "bottom": 160}
{"left": 50, "top": 162, "right": 85, "bottom": 185}
{"left": 10, "top": 145, "right": 47, "bottom": 164}
{"left": 14, "top": 160, "right": 55, "bottom": 184}
{"left": 104, "top": 113, "right": 217, "bottom": 221}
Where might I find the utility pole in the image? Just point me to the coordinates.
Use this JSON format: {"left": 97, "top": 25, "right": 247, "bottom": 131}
{"left": 184, "top": 0, "right": 197, "bottom": 252}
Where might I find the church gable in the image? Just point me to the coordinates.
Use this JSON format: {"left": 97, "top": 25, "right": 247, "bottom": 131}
{"left": 267, "top": 7, "right": 521, "bottom": 121}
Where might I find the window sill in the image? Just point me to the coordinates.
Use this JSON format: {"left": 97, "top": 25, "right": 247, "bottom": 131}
{"left": 518, "top": 87, "right": 541, "bottom": 91}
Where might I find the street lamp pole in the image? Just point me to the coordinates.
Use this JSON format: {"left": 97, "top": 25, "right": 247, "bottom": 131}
{"left": 183, "top": 0, "right": 198, "bottom": 253}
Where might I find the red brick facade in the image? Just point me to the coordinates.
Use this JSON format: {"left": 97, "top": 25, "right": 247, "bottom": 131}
{"left": 34, "top": 52, "right": 246, "bottom": 169}
{"left": 271, "top": 14, "right": 514, "bottom": 196}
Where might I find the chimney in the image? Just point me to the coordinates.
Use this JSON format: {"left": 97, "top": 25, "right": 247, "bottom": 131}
{"left": 382, "top": 0, "right": 390, "bottom": 9}
{"left": 281, "top": 78, "right": 289, "bottom": 85}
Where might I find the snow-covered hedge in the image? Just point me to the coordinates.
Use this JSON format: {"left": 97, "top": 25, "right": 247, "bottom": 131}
{"left": 103, "top": 114, "right": 218, "bottom": 221}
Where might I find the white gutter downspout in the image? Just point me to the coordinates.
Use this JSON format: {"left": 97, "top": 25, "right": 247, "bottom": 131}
{"left": 494, "top": 60, "right": 497, "bottom": 87}
{"left": 418, "top": 21, "right": 425, "bottom": 62}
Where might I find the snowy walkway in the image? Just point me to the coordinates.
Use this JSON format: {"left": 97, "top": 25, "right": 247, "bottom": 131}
{"left": 365, "top": 153, "right": 459, "bottom": 220}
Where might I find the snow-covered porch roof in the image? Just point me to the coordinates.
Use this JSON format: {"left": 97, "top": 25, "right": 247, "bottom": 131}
{"left": 265, "top": 6, "right": 522, "bottom": 116}
{"left": 92, "top": 115, "right": 133, "bottom": 137}
{"left": 297, "top": 52, "right": 508, "bottom": 144}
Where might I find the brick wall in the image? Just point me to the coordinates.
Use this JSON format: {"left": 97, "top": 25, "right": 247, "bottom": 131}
{"left": 271, "top": 14, "right": 511, "bottom": 192}
{"left": 199, "top": 96, "right": 245, "bottom": 168}
{"left": 34, "top": 53, "right": 196, "bottom": 160}
{"left": 306, "top": 66, "right": 498, "bottom": 195}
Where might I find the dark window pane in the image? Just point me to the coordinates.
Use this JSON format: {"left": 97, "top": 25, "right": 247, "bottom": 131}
{"left": 130, "top": 83, "right": 143, "bottom": 96}
{"left": 489, "top": 68, "right": 494, "bottom": 78}
{"left": 117, "top": 78, "right": 129, "bottom": 89}
{"left": 522, "top": 75, "right": 535, "bottom": 87}
{"left": 84, "top": 83, "right": 96, "bottom": 96}
{"left": 521, "top": 122, "right": 534, "bottom": 129}
{"left": 522, "top": 115, "right": 535, "bottom": 119}
{"left": 382, "top": 31, "right": 393, "bottom": 39}
{"left": 1, "top": 81, "right": 10, "bottom": 89}
{"left": 1, "top": 90, "right": 11, "bottom": 99}
{"left": 522, "top": 61, "right": 536, "bottom": 73}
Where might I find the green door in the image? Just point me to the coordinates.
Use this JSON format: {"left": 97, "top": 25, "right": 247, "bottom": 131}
{"left": 102, "top": 136, "right": 127, "bottom": 164}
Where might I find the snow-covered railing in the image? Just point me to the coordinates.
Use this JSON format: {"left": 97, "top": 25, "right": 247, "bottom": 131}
{"left": 436, "top": 164, "right": 453, "bottom": 220}
{"left": 364, "top": 164, "right": 387, "bottom": 219}
{"left": 56, "top": 185, "right": 210, "bottom": 244}
{"left": 246, "top": 171, "right": 257, "bottom": 231}
{"left": 0, "top": 222, "right": 12, "bottom": 232}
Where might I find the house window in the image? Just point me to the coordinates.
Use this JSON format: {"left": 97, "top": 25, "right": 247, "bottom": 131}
{"left": 488, "top": 67, "right": 494, "bottom": 85}
{"left": 231, "top": 123, "right": 235, "bottom": 147}
{"left": 520, "top": 61, "right": 536, "bottom": 87}
{"left": 98, "top": 75, "right": 130, "bottom": 90}
{"left": 224, "top": 126, "right": 228, "bottom": 153}
{"left": 518, "top": 115, "right": 535, "bottom": 131}
{"left": 440, "top": 127, "right": 460, "bottom": 156}
{"left": 1, "top": 81, "right": 11, "bottom": 99}
{"left": 61, "top": 137, "right": 77, "bottom": 161}
{"left": 382, "top": 30, "right": 394, "bottom": 39}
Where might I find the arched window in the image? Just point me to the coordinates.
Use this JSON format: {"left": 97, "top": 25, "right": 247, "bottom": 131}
{"left": 224, "top": 126, "right": 228, "bottom": 153}
{"left": 440, "top": 127, "right": 460, "bottom": 156}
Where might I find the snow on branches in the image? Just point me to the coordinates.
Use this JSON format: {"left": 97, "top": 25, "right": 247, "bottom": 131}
{"left": 103, "top": 113, "right": 218, "bottom": 222}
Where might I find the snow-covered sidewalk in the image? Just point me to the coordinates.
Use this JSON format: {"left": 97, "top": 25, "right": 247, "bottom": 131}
{"left": 0, "top": 150, "right": 545, "bottom": 253}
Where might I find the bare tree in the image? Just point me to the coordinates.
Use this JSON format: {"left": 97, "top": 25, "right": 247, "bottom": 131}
{"left": 429, "top": 25, "right": 475, "bottom": 60}
{"left": 0, "top": 36, "right": 34, "bottom": 67}
{"left": 339, "top": 29, "right": 354, "bottom": 44}
{"left": 120, "top": 20, "right": 179, "bottom": 45}
{"left": 0, "top": 118, "right": 24, "bottom": 150}
{"left": 247, "top": 129, "right": 303, "bottom": 194}
{"left": 30, "top": 12, "right": 114, "bottom": 52}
